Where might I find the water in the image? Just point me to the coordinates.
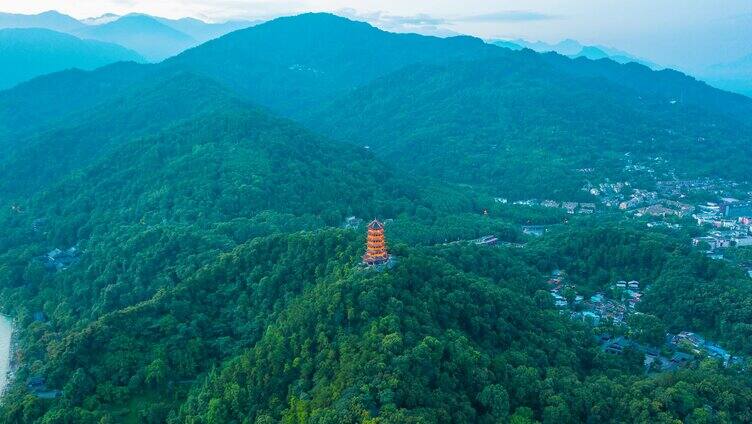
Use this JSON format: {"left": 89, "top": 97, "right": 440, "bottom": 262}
{"left": 0, "top": 316, "right": 12, "bottom": 394}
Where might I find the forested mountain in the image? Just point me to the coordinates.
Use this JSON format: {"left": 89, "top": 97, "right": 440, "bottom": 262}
{"left": 0, "top": 72, "right": 238, "bottom": 197}
{"left": 166, "top": 14, "right": 752, "bottom": 122}
{"left": 5, "top": 12, "right": 748, "bottom": 196}
{"left": 2, "top": 11, "right": 752, "bottom": 423}
{"left": 307, "top": 53, "right": 752, "bottom": 197}
{"left": 0, "top": 61, "right": 157, "bottom": 141}
{"left": 164, "top": 13, "right": 503, "bottom": 114}
{"left": 0, "top": 28, "right": 142, "bottom": 90}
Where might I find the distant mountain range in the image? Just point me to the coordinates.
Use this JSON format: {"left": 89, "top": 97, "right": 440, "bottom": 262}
{"left": 0, "top": 27, "right": 143, "bottom": 90}
{"left": 493, "top": 37, "right": 752, "bottom": 98}
{"left": 490, "top": 38, "right": 661, "bottom": 70}
{"left": 2, "top": 13, "right": 750, "bottom": 199}
{"left": 73, "top": 15, "right": 197, "bottom": 62}
{"left": 0, "top": 10, "right": 258, "bottom": 61}
{"left": 0, "top": 10, "right": 84, "bottom": 33}
{"left": 700, "top": 54, "right": 752, "bottom": 97}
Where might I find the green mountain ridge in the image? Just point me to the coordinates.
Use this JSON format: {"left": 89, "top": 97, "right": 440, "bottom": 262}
{"left": 163, "top": 13, "right": 502, "bottom": 115}
{"left": 307, "top": 54, "right": 752, "bottom": 197}
{"left": 2, "top": 12, "right": 752, "bottom": 424}
{"left": 0, "top": 14, "right": 752, "bottom": 196}
{"left": 0, "top": 61, "right": 157, "bottom": 141}
{"left": 0, "top": 71, "right": 239, "bottom": 199}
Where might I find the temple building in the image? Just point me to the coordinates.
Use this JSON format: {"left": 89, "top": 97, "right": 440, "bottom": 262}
{"left": 363, "top": 219, "right": 390, "bottom": 265}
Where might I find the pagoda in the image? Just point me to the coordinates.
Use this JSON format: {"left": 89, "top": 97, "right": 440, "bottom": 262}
{"left": 362, "top": 219, "right": 390, "bottom": 265}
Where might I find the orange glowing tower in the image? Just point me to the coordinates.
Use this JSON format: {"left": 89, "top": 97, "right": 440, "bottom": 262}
{"left": 363, "top": 219, "right": 389, "bottom": 265}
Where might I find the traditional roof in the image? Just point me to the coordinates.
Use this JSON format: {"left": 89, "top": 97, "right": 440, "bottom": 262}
{"left": 367, "top": 219, "right": 384, "bottom": 230}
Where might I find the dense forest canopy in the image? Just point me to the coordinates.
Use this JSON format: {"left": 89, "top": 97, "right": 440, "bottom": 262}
{"left": 0, "top": 11, "right": 750, "bottom": 424}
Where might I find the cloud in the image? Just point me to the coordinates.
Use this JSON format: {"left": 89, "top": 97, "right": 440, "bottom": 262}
{"left": 335, "top": 8, "right": 459, "bottom": 37}
{"left": 459, "top": 11, "right": 558, "bottom": 23}
{"left": 334, "top": 8, "right": 559, "bottom": 37}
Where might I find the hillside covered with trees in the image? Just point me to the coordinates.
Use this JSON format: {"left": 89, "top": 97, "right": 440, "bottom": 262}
{"left": 0, "top": 11, "right": 751, "bottom": 424}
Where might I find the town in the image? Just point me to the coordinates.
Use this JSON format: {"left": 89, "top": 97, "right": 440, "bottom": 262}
{"left": 547, "top": 270, "right": 745, "bottom": 372}
{"left": 497, "top": 168, "right": 752, "bottom": 278}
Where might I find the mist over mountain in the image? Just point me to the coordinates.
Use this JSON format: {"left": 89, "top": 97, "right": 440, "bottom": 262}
{"left": 80, "top": 13, "right": 120, "bottom": 25}
{"left": 0, "top": 27, "right": 143, "bottom": 90}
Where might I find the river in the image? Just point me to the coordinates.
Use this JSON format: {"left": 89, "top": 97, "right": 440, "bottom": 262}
{"left": 0, "top": 316, "right": 12, "bottom": 394}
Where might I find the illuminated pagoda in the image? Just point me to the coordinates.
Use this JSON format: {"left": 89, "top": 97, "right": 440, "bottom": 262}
{"left": 362, "top": 219, "right": 390, "bottom": 266}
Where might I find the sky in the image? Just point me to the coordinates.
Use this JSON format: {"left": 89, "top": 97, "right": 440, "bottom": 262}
{"left": 1, "top": 0, "right": 751, "bottom": 72}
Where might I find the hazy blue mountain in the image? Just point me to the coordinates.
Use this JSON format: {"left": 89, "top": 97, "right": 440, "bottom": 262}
{"left": 0, "top": 10, "right": 257, "bottom": 60}
{"left": 505, "top": 38, "right": 583, "bottom": 56}
{"left": 575, "top": 46, "right": 660, "bottom": 69}
{"left": 0, "top": 28, "right": 143, "bottom": 90}
{"left": 154, "top": 16, "right": 258, "bottom": 43}
{"left": 0, "top": 10, "right": 84, "bottom": 32}
{"left": 490, "top": 40, "right": 523, "bottom": 51}
{"left": 702, "top": 54, "right": 752, "bottom": 97}
{"left": 493, "top": 38, "right": 660, "bottom": 69}
{"left": 74, "top": 14, "right": 197, "bottom": 61}
{"left": 574, "top": 45, "right": 610, "bottom": 60}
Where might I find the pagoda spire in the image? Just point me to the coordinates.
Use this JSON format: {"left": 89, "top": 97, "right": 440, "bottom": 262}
{"left": 362, "top": 219, "right": 390, "bottom": 265}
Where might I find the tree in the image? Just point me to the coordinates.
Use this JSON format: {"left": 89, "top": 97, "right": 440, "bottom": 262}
{"left": 628, "top": 313, "right": 668, "bottom": 347}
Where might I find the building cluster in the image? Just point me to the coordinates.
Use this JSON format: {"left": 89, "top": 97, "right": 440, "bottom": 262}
{"left": 582, "top": 180, "right": 630, "bottom": 207}
{"left": 568, "top": 280, "right": 644, "bottom": 326}
{"left": 609, "top": 185, "right": 695, "bottom": 217}
{"left": 584, "top": 174, "right": 743, "bottom": 219}
{"left": 670, "top": 331, "right": 739, "bottom": 366}
{"left": 513, "top": 199, "right": 596, "bottom": 215}
{"left": 655, "top": 178, "right": 742, "bottom": 199}
{"left": 633, "top": 200, "right": 695, "bottom": 218}
{"left": 522, "top": 225, "right": 549, "bottom": 237}
{"left": 36, "top": 246, "right": 79, "bottom": 272}
{"left": 26, "top": 376, "right": 61, "bottom": 399}
{"left": 598, "top": 334, "right": 699, "bottom": 372}
{"left": 692, "top": 201, "right": 752, "bottom": 255}
{"left": 546, "top": 271, "right": 744, "bottom": 372}
{"left": 343, "top": 216, "right": 364, "bottom": 229}
{"left": 547, "top": 273, "right": 643, "bottom": 324}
